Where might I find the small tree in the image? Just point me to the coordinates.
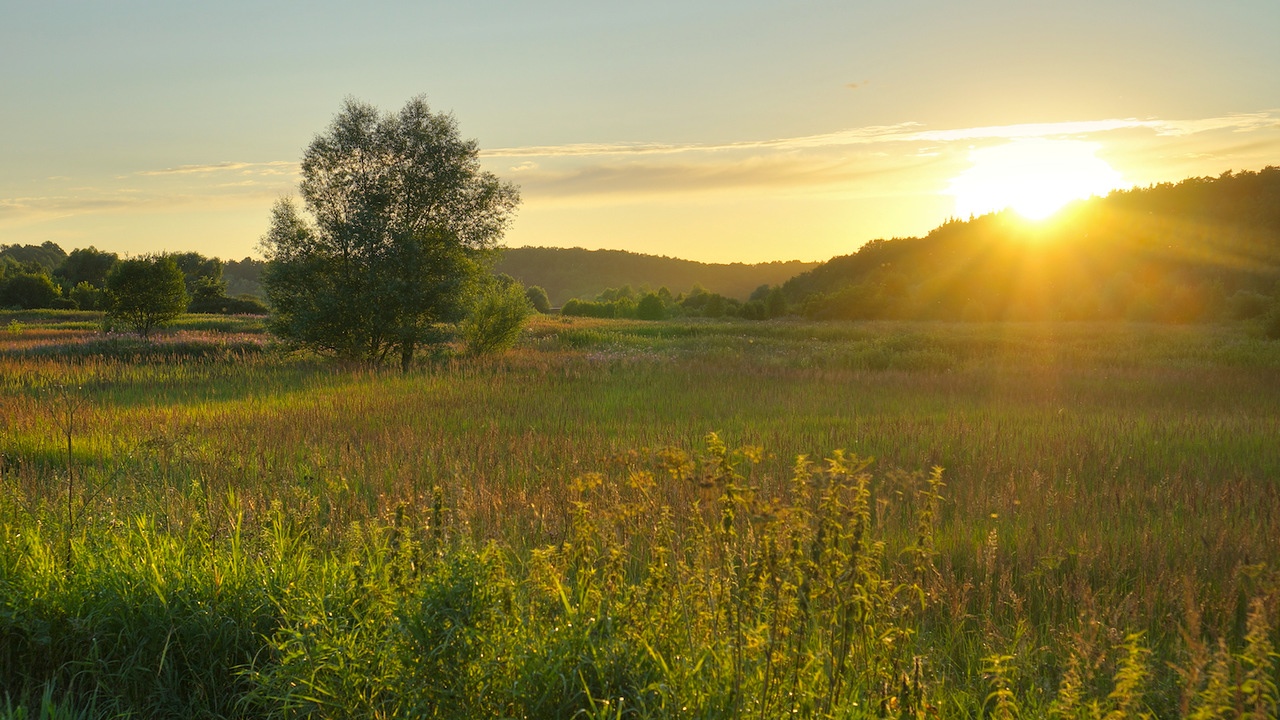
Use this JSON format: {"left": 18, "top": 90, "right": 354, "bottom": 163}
{"left": 463, "top": 280, "right": 532, "bottom": 356}
{"left": 525, "top": 285, "right": 551, "bottom": 314}
{"left": 636, "top": 292, "right": 665, "bottom": 320}
{"left": 169, "top": 252, "right": 226, "bottom": 301}
{"left": 703, "top": 293, "right": 727, "bottom": 318}
{"left": 765, "top": 287, "right": 788, "bottom": 318}
{"left": 0, "top": 272, "right": 60, "bottom": 309}
{"left": 105, "top": 256, "right": 188, "bottom": 338}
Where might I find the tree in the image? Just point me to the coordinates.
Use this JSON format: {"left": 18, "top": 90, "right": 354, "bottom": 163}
{"left": 525, "top": 285, "right": 551, "bottom": 314}
{"left": 105, "top": 256, "right": 188, "bottom": 338}
{"left": 0, "top": 241, "right": 67, "bottom": 273}
{"left": 261, "top": 96, "right": 520, "bottom": 369}
{"left": 703, "top": 293, "right": 727, "bottom": 318}
{"left": 223, "top": 257, "right": 266, "bottom": 297}
{"left": 636, "top": 292, "right": 665, "bottom": 320}
{"left": 0, "top": 272, "right": 60, "bottom": 309}
{"left": 168, "top": 252, "right": 227, "bottom": 304}
{"left": 56, "top": 246, "right": 119, "bottom": 289}
{"left": 765, "top": 287, "right": 788, "bottom": 318}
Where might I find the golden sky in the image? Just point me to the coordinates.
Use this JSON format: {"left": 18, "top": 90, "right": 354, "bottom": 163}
{"left": 2, "top": 2, "right": 1278, "bottom": 263}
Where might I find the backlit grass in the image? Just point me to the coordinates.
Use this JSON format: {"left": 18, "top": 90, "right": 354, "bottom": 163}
{"left": 0, "top": 311, "right": 1277, "bottom": 717}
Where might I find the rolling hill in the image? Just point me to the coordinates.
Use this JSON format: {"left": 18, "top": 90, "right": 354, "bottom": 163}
{"left": 783, "top": 167, "right": 1280, "bottom": 322}
{"left": 494, "top": 246, "right": 818, "bottom": 305}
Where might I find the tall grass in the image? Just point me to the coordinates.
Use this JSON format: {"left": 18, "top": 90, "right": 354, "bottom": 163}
{"left": 1, "top": 313, "right": 1277, "bottom": 716}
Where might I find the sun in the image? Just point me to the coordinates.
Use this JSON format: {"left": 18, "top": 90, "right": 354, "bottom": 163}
{"left": 948, "top": 138, "right": 1125, "bottom": 221}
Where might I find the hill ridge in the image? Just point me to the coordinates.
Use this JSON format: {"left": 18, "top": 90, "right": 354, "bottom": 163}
{"left": 494, "top": 246, "right": 820, "bottom": 305}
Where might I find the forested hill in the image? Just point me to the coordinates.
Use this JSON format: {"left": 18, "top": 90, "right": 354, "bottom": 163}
{"left": 494, "top": 246, "right": 819, "bottom": 305}
{"left": 784, "top": 167, "right": 1280, "bottom": 322}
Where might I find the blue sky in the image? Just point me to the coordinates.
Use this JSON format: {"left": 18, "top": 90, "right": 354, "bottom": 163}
{"left": 3, "top": 1, "right": 1278, "bottom": 262}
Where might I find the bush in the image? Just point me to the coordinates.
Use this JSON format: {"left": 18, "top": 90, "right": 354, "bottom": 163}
{"left": 739, "top": 300, "right": 766, "bottom": 320}
{"left": 463, "top": 281, "right": 533, "bottom": 355}
{"left": 1229, "top": 290, "right": 1272, "bottom": 320}
{"left": 636, "top": 292, "right": 665, "bottom": 320}
{"left": 765, "top": 286, "right": 788, "bottom": 318}
{"left": 560, "top": 298, "right": 630, "bottom": 319}
{"left": 525, "top": 286, "right": 551, "bottom": 314}
{"left": 0, "top": 272, "right": 60, "bottom": 309}
{"left": 187, "top": 294, "right": 269, "bottom": 315}
{"left": 1264, "top": 302, "right": 1280, "bottom": 340}
{"left": 69, "top": 282, "right": 105, "bottom": 311}
{"left": 702, "top": 293, "right": 726, "bottom": 318}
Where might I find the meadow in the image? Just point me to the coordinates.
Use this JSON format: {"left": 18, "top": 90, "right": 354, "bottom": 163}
{"left": 0, "top": 311, "right": 1277, "bottom": 718}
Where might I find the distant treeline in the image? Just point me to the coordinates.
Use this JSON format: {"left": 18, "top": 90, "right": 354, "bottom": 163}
{"left": 495, "top": 246, "right": 818, "bottom": 306}
{"left": 8, "top": 166, "right": 1280, "bottom": 328}
{"left": 556, "top": 282, "right": 789, "bottom": 321}
{"left": 0, "top": 243, "right": 267, "bottom": 314}
{"left": 785, "top": 167, "right": 1280, "bottom": 323}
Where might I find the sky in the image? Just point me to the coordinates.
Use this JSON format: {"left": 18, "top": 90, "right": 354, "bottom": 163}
{"left": 2, "top": 1, "right": 1278, "bottom": 264}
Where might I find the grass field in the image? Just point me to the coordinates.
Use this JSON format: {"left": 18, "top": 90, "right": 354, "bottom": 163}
{"left": 1, "top": 312, "right": 1277, "bottom": 718}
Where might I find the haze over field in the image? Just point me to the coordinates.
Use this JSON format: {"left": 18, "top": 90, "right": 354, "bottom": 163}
{"left": 2, "top": 2, "right": 1278, "bottom": 263}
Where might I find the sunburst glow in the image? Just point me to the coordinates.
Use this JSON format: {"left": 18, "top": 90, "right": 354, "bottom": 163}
{"left": 948, "top": 139, "right": 1125, "bottom": 220}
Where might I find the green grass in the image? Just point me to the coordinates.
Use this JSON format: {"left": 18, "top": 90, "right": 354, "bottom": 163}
{"left": 0, "top": 312, "right": 1277, "bottom": 717}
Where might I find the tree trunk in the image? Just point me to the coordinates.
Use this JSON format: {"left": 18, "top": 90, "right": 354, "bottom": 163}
{"left": 400, "top": 339, "right": 415, "bottom": 373}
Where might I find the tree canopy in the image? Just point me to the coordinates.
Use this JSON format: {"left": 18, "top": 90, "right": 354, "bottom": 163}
{"left": 0, "top": 272, "right": 60, "bottom": 309}
{"left": 55, "top": 246, "right": 119, "bottom": 288}
{"left": 261, "top": 97, "right": 520, "bottom": 368}
{"left": 105, "top": 256, "right": 188, "bottom": 338}
{"left": 0, "top": 242, "right": 67, "bottom": 273}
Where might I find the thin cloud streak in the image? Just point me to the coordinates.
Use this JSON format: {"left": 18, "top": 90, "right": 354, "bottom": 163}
{"left": 483, "top": 112, "right": 1280, "bottom": 159}
{"left": 482, "top": 123, "right": 926, "bottom": 158}
{"left": 136, "top": 160, "right": 298, "bottom": 176}
{"left": 515, "top": 154, "right": 952, "bottom": 201}
{"left": 0, "top": 188, "right": 286, "bottom": 221}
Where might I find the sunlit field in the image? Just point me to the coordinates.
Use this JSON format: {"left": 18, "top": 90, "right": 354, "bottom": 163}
{"left": 1, "top": 312, "right": 1277, "bottom": 718}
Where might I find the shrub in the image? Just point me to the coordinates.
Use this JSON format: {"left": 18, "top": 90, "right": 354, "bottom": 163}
{"left": 765, "top": 286, "right": 788, "bottom": 317}
{"left": 1228, "top": 290, "right": 1271, "bottom": 320}
{"left": 739, "top": 299, "right": 766, "bottom": 320}
{"left": 1263, "top": 302, "right": 1280, "bottom": 340}
{"left": 636, "top": 292, "right": 665, "bottom": 320}
{"left": 560, "top": 298, "right": 627, "bottom": 318}
{"left": 187, "top": 294, "right": 269, "bottom": 315}
{"left": 69, "top": 282, "right": 104, "bottom": 311}
{"left": 525, "top": 285, "right": 551, "bottom": 314}
{"left": 0, "top": 272, "right": 60, "bottom": 309}
{"left": 463, "top": 281, "right": 533, "bottom": 355}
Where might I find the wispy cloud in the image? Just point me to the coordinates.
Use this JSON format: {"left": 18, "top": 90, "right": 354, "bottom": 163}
{"left": 8, "top": 111, "right": 1276, "bottom": 233}
{"left": 0, "top": 187, "right": 284, "bottom": 222}
{"left": 483, "top": 112, "right": 1280, "bottom": 160}
{"left": 512, "top": 153, "right": 952, "bottom": 202}
{"left": 481, "top": 123, "right": 926, "bottom": 158}
{"left": 0, "top": 195, "right": 146, "bottom": 217}
{"left": 136, "top": 160, "right": 298, "bottom": 176}
{"left": 1, "top": 160, "right": 296, "bottom": 226}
